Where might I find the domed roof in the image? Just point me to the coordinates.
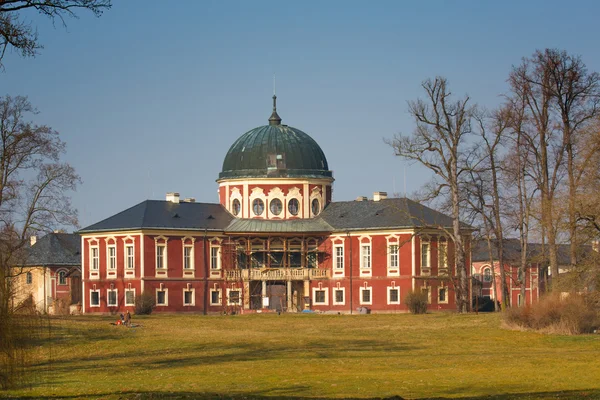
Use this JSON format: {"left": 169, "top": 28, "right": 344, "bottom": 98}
{"left": 219, "top": 97, "right": 332, "bottom": 180}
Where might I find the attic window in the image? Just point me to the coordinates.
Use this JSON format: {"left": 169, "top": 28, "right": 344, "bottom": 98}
{"left": 207, "top": 215, "right": 215, "bottom": 220}
{"left": 172, "top": 213, "right": 180, "bottom": 218}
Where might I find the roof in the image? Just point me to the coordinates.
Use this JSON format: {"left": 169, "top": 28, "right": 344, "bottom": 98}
{"left": 80, "top": 198, "right": 470, "bottom": 235}
{"left": 219, "top": 124, "right": 332, "bottom": 180}
{"left": 321, "top": 198, "right": 471, "bottom": 231}
{"left": 471, "top": 239, "right": 578, "bottom": 265}
{"left": 79, "top": 200, "right": 234, "bottom": 233}
{"left": 25, "top": 233, "right": 81, "bottom": 266}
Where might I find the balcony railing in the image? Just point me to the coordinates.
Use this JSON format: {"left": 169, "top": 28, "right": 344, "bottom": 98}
{"left": 224, "top": 268, "right": 329, "bottom": 281}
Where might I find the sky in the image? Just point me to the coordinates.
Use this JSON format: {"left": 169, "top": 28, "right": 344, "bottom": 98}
{"left": 2, "top": 0, "right": 600, "bottom": 229}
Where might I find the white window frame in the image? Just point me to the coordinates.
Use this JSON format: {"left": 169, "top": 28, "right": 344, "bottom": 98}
{"left": 226, "top": 288, "right": 241, "bottom": 306}
{"left": 57, "top": 270, "right": 67, "bottom": 285}
{"left": 183, "top": 244, "right": 194, "bottom": 270}
{"left": 387, "top": 286, "right": 400, "bottom": 305}
{"left": 360, "top": 286, "right": 373, "bottom": 305}
{"left": 90, "top": 245, "right": 99, "bottom": 271}
{"left": 483, "top": 267, "right": 492, "bottom": 282}
{"left": 107, "top": 288, "right": 118, "bottom": 307}
{"left": 156, "top": 243, "right": 167, "bottom": 270}
{"left": 107, "top": 244, "right": 117, "bottom": 270}
{"left": 90, "top": 289, "right": 100, "bottom": 307}
{"left": 438, "top": 286, "right": 449, "bottom": 304}
{"left": 210, "top": 289, "right": 222, "bottom": 306}
{"left": 125, "top": 244, "right": 135, "bottom": 270}
{"left": 210, "top": 245, "right": 221, "bottom": 270}
{"left": 183, "top": 288, "right": 195, "bottom": 306}
{"left": 334, "top": 245, "right": 344, "bottom": 271}
{"left": 124, "top": 288, "right": 136, "bottom": 306}
{"left": 438, "top": 240, "right": 448, "bottom": 270}
{"left": 332, "top": 288, "right": 345, "bottom": 305}
{"left": 360, "top": 244, "right": 371, "bottom": 269}
{"left": 421, "top": 286, "right": 432, "bottom": 304}
{"left": 156, "top": 288, "right": 168, "bottom": 306}
{"left": 421, "top": 239, "right": 430, "bottom": 270}
{"left": 312, "top": 287, "right": 329, "bottom": 305}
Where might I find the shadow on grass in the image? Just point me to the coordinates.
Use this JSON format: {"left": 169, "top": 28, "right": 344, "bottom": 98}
{"left": 6, "top": 388, "right": 600, "bottom": 399}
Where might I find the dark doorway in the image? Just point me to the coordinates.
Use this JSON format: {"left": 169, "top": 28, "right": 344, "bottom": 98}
{"left": 267, "top": 282, "right": 286, "bottom": 312}
{"left": 70, "top": 275, "right": 81, "bottom": 304}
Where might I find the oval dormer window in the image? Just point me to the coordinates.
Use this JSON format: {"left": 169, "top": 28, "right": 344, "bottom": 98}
{"left": 252, "top": 199, "right": 264, "bottom": 216}
{"left": 270, "top": 198, "right": 282, "bottom": 216}
{"left": 311, "top": 198, "right": 320, "bottom": 216}
{"left": 232, "top": 199, "right": 241, "bottom": 216}
{"left": 288, "top": 198, "right": 299, "bottom": 216}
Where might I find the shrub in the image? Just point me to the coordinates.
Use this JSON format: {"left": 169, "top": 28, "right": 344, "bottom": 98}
{"left": 404, "top": 290, "right": 428, "bottom": 314}
{"left": 134, "top": 291, "right": 155, "bottom": 315}
{"left": 503, "top": 292, "right": 600, "bottom": 335}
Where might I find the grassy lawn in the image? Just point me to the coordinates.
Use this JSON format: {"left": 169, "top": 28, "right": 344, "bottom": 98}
{"left": 3, "top": 312, "right": 600, "bottom": 399}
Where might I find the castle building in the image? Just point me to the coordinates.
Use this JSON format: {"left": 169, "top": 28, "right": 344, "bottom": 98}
{"left": 79, "top": 97, "right": 472, "bottom": 314}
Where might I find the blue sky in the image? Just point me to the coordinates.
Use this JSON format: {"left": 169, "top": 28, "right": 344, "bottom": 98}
{"left": 2, "top": 1, "right": 599, "bottom": 228}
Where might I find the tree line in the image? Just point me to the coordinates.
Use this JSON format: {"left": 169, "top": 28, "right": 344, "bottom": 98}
{"left": 389, "top": 49, "right": 600, "bottom": 312}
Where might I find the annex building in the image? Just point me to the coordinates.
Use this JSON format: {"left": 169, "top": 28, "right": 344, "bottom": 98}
{"left": 79, "top": 97, "right": 472, "bottom": 314}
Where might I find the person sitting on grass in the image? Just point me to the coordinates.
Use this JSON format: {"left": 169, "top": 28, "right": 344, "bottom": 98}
{"left": 124, "top": 311, "right": 131, "bottom": 327}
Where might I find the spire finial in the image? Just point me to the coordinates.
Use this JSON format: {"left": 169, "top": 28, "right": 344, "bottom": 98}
{"left": 268, "top": 81, "right": 282, "bottom": 125}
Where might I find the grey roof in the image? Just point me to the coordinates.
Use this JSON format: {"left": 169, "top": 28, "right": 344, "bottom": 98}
{"left": 80, "top": 198, "right": 470, "bottom": 235}
{"left": 225, "top": 218, "right": 332, "bottom": 234}
{"left": 321, "top": 198, "right": 471, "bottom": 231}
{"left": 26, "top": 233, "right": 81, "bottom": 266}
{"left": 79, "top": 200, "right": 234, "bottom": 233}
{"left": 471, "top": 239, "right": 577, "bottom": 265}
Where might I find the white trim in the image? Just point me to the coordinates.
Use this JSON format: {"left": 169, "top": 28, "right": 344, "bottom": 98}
{"left": 107, "top": 288, "right": 118, "bottom": 307}
{"left": 438, "top": 285, "right": 449, "bottom": 304}
{"left": 267, "top": 187, "right": 285, "bottom": 219}
{"left": 312, "top": 287, "right": 329, "bottom": 306}
{"left": 125, "top": 288, "right": 136, "bottom": 306}
{"left": 360, "top": 286, "right": 373, "bottom": 305}
{"left": 421, "top": 286, "right": 432, "bottom": 304}
{"left": 386, "top": 234, "right": 400, "bottom": 277}
{"left": 358, "top": 236, "right": 372, "bottom": 277}
{"left": 249, "top": 187, "right": 267, "bottom": 217}
{"left": 387, "top": 286, "right": 400, "bottom": 305}
{"left": 210, "top": 244, "right": 222, "bottom": 270}
{"left": 286, "top": 187, "right": 302, "bottom": 218}
{"left": 309, "top": 187, "right": 323, "bottom": 217}
{"left": 420, "top": 238, "right": 431, "bottom": 275}
{"left": 332, "top": 287, "right": 345, "bottom": 305}
{"left": 210, "top": 288, "right": 222, "bottom": 306}
{"left": 438, "top": 239, "right": 448, "bottom": 272}
{"left": 106, "top": 242, "right": 117, "bottom": 279}
{"left": 230, "top": 187, "right": 242, "bottom": 216}
{"left": 411, "top": 235, "right": 416, "bottom": 290}
{"left": 333, "top": 244, "right": 345, "bottom": 277}
{"left": 156, "top": 288, "right": 168, "bottom": 306}
{"left": 81, "top": 235, "right": 85, "bottom": 313}
{"left": 90, "top": 289, "right": 100, "bottom": 307}
{"left": 183, "top": 236, "right": 195, "bottom": 277}
{"left": 226, "top": 288, "right": 241, "bottom": 306}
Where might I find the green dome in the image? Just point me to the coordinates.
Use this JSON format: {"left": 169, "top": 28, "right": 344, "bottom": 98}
{"left": 219, "top": 122, "right": 332, "bottom": 180}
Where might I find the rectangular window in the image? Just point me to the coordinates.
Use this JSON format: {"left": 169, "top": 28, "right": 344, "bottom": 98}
{"left": 108, "top": 246, "right": 116, "bottom": 270}
{"left": 91, "top": 246, "right": 99, "bottom": 270}
{"left": 184, "top": 290, "right": 194, "bottom": 306}
{"left": 361, "top": 245, "right": 371, "bottom": 269}
{"left": 388, "top": 288, "right": 400, "bottom": 304}
{"left": 314, "top": 290, "right": 326, "bottom": 304}
{"left": 90, "top": 290, "right": 100, "bottom": 307}
{"left": 307, "top": 252, "right": 318, "bottom": 268}
{"left": 126, "top": 245, "right": 134, "bottom": 269}
{"left": 184, "top": 246, "right": 193, "bottom": 269}
{"left": 210, "top": 247, "right": 220, "bottom": 270}
{"left": 334, "top": 289, "right": 344, "bottom": 304}
{"left": 335, "top": 246, "right": 344, "bottom": 270}
{"left": 228, "top": 290, "right": 241, "bottom": 305}
{"left": 389, "top": 245, "right": 399, "bottom": 269}
{"left": 438, "top": 242, "right": 448, "bottom": 269}
{"left": 438, "top": 287, "right": 448, "bottom": 304}
{"left": 156, "top": 245, "right": 166, "bottom": 269}
{"left": 156, "top": 290, "right": 167, "bottom": 306}
{"left": 421, "top": 287, "right": 431, "bottom": 304}
{"left": 107, "top": 289, "right": 117, "bottom": 307}
{"left": 58, "top": 271, "right": 67, "bottom": 285}
{"left": 125, "top": 289, "right": 135, "bottom": 306}
{"left": 361, "top": 288, "right": 372, "bottom": 305}
{"left": 26, "top": 272, "right": 32, "bottom": 284}
{"left": 421, "top": 242, "right": 430, "bottom": 268}
{"left": 210, "top": 290, "right": 221, "bottom": 306}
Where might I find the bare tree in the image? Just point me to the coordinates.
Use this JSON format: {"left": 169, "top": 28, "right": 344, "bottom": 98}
{"left": 0, "top": 95, "right": 80, "bottom": 389}
{"left": 388, "top": 77, "right": 474, "bottom": 313}
{"left": 0, "top": 0, "right": 111, "bottom": 68}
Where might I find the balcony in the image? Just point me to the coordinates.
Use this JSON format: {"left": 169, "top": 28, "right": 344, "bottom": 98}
{"left": 225, "top": 268, "right": 329, "bottom": 281}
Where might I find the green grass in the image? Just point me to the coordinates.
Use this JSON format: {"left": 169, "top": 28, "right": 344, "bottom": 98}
{"left": 3, "top": 312, "right": 600, "bottom": 399}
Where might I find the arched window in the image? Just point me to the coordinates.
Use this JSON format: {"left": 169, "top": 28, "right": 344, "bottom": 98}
{"left": 232, "top": 199, "right": 241, "bottom": 216}
{"left": 58, "top": 270, "right": 67, "bottom": 285}
{"left": 483, "top": 268, "right": 492, "bottom": 283}
{"left": 252, "top": 199, "right": 264, "bottom": 216}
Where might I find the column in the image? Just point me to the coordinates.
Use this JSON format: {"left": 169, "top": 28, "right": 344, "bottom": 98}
{"left": 286, "top": 280, "right": 292, "bottom": 311}
{"left": 262, "top": 280, "right": 267, "bottom": 308}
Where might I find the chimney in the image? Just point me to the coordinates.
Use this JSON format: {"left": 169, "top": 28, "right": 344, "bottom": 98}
{"left": 183, "top": 198, "right": 196, "bottom": 203}
{"left": 30, "top": 236, "right": 37, "bottom": 247}
{"left": 166, "top": 192, "right": 180, "bottom": 203}
{"left": 355, "top": 196, "right": 368, "bottom": 202}
{"left": 373, "top": 192, "right": 388, "bottom": 202}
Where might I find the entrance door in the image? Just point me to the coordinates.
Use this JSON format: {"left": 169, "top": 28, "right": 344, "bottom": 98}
{"left": 70, "top": 275, "right": 81, "bottom": 304}
{"left": 267, "top": 283, "right": 286, "bottom": 312}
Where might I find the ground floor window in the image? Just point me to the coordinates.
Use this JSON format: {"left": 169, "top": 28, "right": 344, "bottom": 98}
{"left": 438, "top": 287, "right": 448, "bottom": 304}
{"left": 90, "top": 290, "right": 100, "bottom": 307}
{"left": 184, "top": 289, "right": 195, "bottom": 306}
{"left": 125, "top": 289, "right": 135, "bottom": 306}
{"left": 210, "top": 289, "right": 221, "bottom": 306}
{"left": 227, "top": 289, "right": 241, "bottom": 306}
{"left": 156, "top": 289, "right": 168, "bottom": 306}
{"left": 360, "top": 287, "right": 372, "bottom": 305}
{"left": 312, "top": 288, "right": 328, "bottom": 305}
{"left": 387, "top": 287, "right": 400, "bottom": 305}
{"left": 107, "top": 289, "right": 118, "bottom": 307}
{"left": 421, "top": 287, "right": 431, "bottom": 304}
{"left": 333, "top": 288, "right": 345, "bottom": 305}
